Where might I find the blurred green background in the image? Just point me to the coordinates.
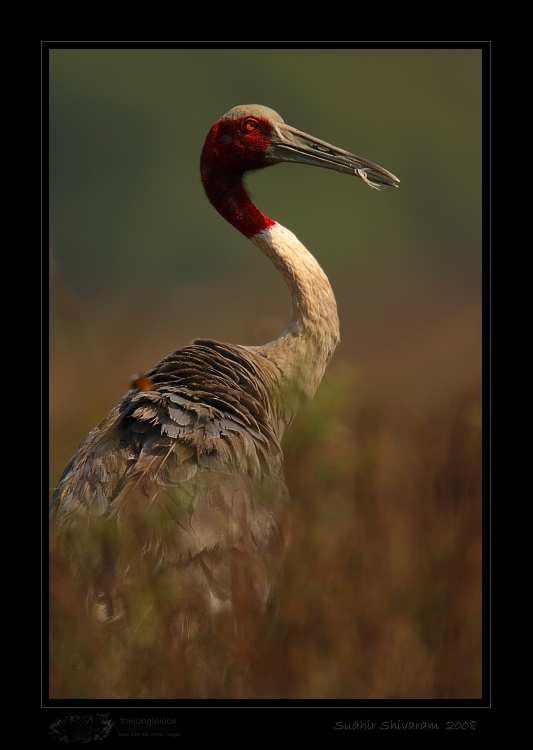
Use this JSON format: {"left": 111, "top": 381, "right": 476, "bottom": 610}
{"left": 49, "top": 47, "right": 482, "bottom": 699}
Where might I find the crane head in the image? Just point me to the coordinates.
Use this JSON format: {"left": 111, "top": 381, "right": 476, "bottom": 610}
{"left": 201, "top": 105, "right": 400, "bottom": 190}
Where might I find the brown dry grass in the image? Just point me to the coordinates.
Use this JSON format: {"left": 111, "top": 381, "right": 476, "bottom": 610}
{"left": 48, "top": 282, "right": 482, "bottom": 700}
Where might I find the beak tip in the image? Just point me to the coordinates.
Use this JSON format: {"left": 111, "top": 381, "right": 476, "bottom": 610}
{"left": 355, "top": 167, "right": 400, "bottom": 191}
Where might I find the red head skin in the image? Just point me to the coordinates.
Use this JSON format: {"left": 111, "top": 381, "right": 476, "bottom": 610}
{"left": 200, "top": 116, "right": 276, "bottom": 239}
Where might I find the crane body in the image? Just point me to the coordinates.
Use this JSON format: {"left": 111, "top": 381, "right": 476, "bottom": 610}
{"left": 49, "top": 105, "right": 399, "bottom": 697}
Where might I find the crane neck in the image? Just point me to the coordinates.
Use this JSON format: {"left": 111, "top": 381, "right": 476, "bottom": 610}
{"left": 249, "top": 223, "right": 340, "bottom": 428}
{"left": 201, "top": 163, "right": 340, "bottom": 433}
{"left": 201, "top": 162, "right": 275, "bottom": 239}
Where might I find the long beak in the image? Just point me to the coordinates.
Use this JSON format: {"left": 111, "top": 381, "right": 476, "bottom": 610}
{"left": 266, "top": 123, "right": 400, "bottom": 191}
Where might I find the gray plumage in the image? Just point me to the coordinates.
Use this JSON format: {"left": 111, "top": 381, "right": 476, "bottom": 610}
{"left": 51, "top": 340, "right": 290, "bottom": 605}
{"left": 50, "top": 340, "right": 292, "bottom": 696}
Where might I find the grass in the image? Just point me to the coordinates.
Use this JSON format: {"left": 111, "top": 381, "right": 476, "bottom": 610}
{"left": 276, "top": 367, "right": 482, "bottom": 699}
{"left": 48, "top": 283, "right": 482, "bottom": 700}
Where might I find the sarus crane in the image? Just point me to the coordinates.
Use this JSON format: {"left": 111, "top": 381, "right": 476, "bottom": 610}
{"left": 49, "top": 105, "right": 399, "bottom": 698}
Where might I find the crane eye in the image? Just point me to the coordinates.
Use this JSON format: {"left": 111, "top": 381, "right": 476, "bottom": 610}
{"left": 243, "top": 118, "right": 261, "bottom": 133}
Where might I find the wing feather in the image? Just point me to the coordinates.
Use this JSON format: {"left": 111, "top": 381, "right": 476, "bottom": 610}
{"left": 50, "top": 340, "right": 290, "bottom": 681}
